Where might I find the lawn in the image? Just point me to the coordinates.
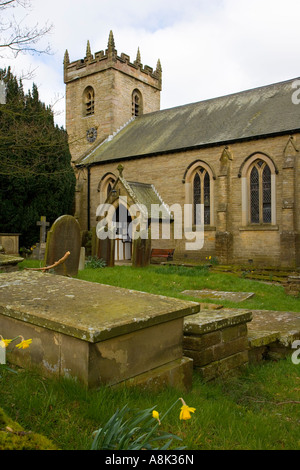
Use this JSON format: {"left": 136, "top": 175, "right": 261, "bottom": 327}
{"left": 76, "top": 263, "right": 300, "bottom": 313}
{"left": 1, "top": 261, "right": 299, "bottom": 450}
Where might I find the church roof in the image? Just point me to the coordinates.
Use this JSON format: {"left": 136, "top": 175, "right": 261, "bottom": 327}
{"left": 116, "top": 177, "right": 173, "bottom": 220}
{"left": 77, "top": 77, "right": 300, "bottom": 167}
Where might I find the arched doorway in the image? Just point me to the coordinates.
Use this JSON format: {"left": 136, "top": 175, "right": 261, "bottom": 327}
{"left": 113, "top": 204, "right": 132, "bottom": 261}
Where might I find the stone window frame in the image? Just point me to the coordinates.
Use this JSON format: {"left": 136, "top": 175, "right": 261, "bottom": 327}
{"left": 239, "top": 152, "right": 277, "bottom": 227}
{"left": 83, "top": 86, "right": 95, "bottom": 117}
{"left": 131, "top": 89, "right": 143, "bottom": 117}
{"left": 98, "top": 172, "right": 116, "bottom": 205}
{"left": 183, "top": 160, "right": 215, "bottom": 228}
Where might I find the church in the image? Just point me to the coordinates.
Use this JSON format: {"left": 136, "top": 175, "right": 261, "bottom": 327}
{"left": 63, "top": 31, "right": 300, "bottom": 268}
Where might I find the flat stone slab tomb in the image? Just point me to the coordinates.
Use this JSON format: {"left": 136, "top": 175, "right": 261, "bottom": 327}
{"left": 181, "top": 289, "right": 255, "bottom": 302}
{"left": 0, "top": 271, "right": 199, "bottom": 390}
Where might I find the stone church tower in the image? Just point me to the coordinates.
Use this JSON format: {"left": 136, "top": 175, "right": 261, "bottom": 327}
{"left": 64, "top": 31, "right": 162, "bottom": 162}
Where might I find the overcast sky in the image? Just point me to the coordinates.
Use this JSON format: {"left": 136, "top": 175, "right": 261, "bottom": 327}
{"left": 2, "top": 0, "right": 300, "bottom": 128}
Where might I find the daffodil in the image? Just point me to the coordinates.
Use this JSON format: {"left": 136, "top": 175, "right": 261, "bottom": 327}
{"left": 152, "top": 410, "right": 161, "bottom": 425}
{"left": 15, "top": 337, "right": 32, "bottom": 349}
{"left": 0, "top": 336, "right": 12, "bottom": 348}
{"left": 179, "top": 398, "right": 196, "bottom": 421}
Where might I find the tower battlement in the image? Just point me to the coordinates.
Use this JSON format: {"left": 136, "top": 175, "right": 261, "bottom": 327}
{"left": 64, "top": 31, "right": 162, "bottom": 90}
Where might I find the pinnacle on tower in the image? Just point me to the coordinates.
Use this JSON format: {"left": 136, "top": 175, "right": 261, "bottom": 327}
{"left": 156, "top": 58, "right": 162, "bottom": 74}
{"left": 107, "top": 30, "right": 116, "bottom": 53}
{"left": 64, "top": 49, "right": 70, "bottom": 66}
{"left": 86, "top": 40, "right": 92, "bottom": 59}
{"left": 135, "top": 47, "right": 141, "bottom": 65}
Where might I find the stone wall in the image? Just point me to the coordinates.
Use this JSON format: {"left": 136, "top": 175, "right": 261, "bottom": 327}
{"left": 183, "top": 309, "right": 252, "bottom": 381}
{"left": 85, "top": 133, "right": 300, "bottom": 267}
{"left": 284, "top": 276, "right": 300, "bottom": 297}
{"left": 65, "top": 37, "right": 161, "bottom": 162}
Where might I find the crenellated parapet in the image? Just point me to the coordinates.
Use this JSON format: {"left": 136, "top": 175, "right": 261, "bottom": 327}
{"left": 64, "top": 30, "right": 162, "bottom": 90}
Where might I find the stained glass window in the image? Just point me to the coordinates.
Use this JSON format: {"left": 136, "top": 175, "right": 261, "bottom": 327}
{"left": 262, "top": 165, "right": 271, "bottom": 223}
{"left": 193, "top": 168, "right": 210, "bottom": 225}
{"left": 250, "top": 166, "right": 259, "bottom": 223}
{"left": 249, "top": 160, "right": 272, "bottom": 224}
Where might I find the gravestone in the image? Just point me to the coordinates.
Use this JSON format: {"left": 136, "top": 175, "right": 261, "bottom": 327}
{"left": 0, "top": 248, "right": 24, "bottom": 272}
{"left": 37, "top": 216, "right": 50, "bottom": 244}
{"left": 32, "top": 216, "right": 50, "bottom": 260}
{"left": 45, "top": 215, "right": 81, "bottom": 276}
{"left": 0, "top": 271, "right": 199, "bottom": 390}
{"left": 181, "top": 289, "right": 255, "bottom": 302}
{"left": 0, "top": 233, "right": 21, "bottom": 255}
{"left": 132, "top": 229, "right": 151, "bottom": 268}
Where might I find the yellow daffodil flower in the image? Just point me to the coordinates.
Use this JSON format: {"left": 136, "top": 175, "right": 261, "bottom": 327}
{"left": 180, "top": 404, "right": 196, "bottom": 420}
{"left": 15, "top": 338, "right": 32, "bottom": 349}
{"left": 179, "top": 398, "right": 196, "bottom": 420}
{"left": 152, "top": 410, "right": 161, "bottom": 425}
{"left": 0, "top": 336, "right": 12, "bottom": 348}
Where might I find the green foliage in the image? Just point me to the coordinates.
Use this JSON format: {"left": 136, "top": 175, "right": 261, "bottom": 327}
{"left": 85, "top": 256, "right": 106, "bottom": 269}
{"left": 0, "top": 67, "right": 76, "bottom": 248}
{"left": 90, "top": 404, "right": 183, "bottom": 450}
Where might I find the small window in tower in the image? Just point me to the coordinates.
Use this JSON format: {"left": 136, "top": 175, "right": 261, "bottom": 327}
{"left": 132, "top": 89, "right": 143, "bottom": 116}
{"left": 83, "top": 86, "right": 95, "bottom": 116}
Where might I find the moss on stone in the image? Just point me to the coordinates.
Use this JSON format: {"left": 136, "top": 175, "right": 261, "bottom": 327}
{"left": 0, "top": 407, "right": 57, "bottom": 450}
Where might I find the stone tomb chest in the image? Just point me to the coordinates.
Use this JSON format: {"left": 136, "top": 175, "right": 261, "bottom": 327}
{"left": 0, "top": 271, "right": 199, "bottom": 390}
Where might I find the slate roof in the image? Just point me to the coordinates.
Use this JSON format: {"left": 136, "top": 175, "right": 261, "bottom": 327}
{"left": 117, "top": 177, "right": 172, "bottom": 220}
{"left": 76, "top": 77, "right": 300, "bottom": 167}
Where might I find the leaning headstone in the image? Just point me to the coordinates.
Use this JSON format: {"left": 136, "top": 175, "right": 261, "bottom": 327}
{"left": 45, "top": 215, "right": 81, "bottom": 276}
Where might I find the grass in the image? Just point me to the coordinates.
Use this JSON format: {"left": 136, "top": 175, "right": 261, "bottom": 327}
{"left": 3, "top": 260, "right": 299, "bottom": 450}
{"left": 74, "top": 263, "right": 300, "bottom": 313}
{"left": 1, "top": 360, "right": 299, "bottom": 450}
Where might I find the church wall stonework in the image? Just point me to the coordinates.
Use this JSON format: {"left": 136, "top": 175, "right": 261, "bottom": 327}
{"left": 87, "top": 132, "right": 299, "bottom": 267}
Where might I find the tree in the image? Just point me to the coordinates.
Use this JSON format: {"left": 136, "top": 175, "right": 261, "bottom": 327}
{"left": 0, "top": 0, "right": 52, "bottom": 58}
{"left": 0, "top": 68, "right": 76, "bottom": 249}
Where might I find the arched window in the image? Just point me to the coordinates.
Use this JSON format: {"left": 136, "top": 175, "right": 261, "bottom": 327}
{"left": 239, "top": 153, "right": 276, "bottom": 226}
{"left": 98, "top": 173, "right": 116, "bottom": 205}
{"left": 132, "top": 89, "right": 143, "bottom": 116}
{"left": 106, "top": 180, "right": 113, "bottom": 199}
{"left": 193, "top": 167, "right": 211, "bottom": 225}
{"left": 83, "top": 86, "right": 95, "bottom": 116}
{"left": 249, "top": 159, "right": 272, "bottom": 223}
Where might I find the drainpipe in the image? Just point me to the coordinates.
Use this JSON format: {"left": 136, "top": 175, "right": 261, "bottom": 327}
{"left": 87, "top": 165, "right": 91, "bottom": 231}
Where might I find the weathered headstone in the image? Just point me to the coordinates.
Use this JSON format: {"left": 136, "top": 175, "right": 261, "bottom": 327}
{"left": 97, "top": 228, "right": 115, "bottom": 267}
{"left": 181, "top": 289, "right": 255, "bottom": 302}
{"left": 37, "top": 216, "right": 50, "bottom": 244}
{"left": 132, "top": 229, "right": 151, "bottom": 267}
{"left": 32, "top": 216, "right": 50, "bottom": 260}
{"left": 0, "top": 233, "right": 21, "bottom": 255}
{"left": 45, "top": 215, "right": 81, "bottom": 276}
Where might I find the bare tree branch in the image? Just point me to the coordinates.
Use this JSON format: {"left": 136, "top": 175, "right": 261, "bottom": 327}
{"left": 0, "top": 0, "right": 52, "bottom": 57}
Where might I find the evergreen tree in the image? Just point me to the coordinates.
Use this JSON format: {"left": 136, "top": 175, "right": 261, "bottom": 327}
{"left": 0, "top": 68, "right": 76, "bottom": 249}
